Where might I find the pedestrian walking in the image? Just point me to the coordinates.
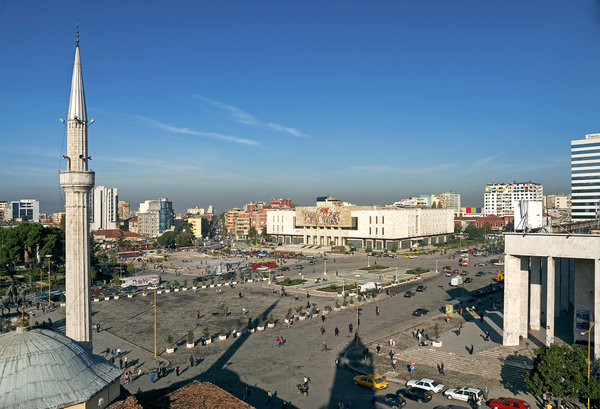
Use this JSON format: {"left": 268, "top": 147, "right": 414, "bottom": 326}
{"left": 119, "top": 357, "right": 123, "bottom": 369}
{"left": 485, "top": 330, "right": 490, "bottom": 341}
{"left": 190, "top": 354, "right": 195, "bottom": 367}
{"left": 322, "top": 341, "right": 328, "bottom": 351}
{"left": 320, "top": 325, "right": 326, "bottom": 335}
{"left": 389, "top": 349, "right": 395, "bottom": 359}
{"left": 437, "top": 363, "right": 442, "bottom": 374}
{"left": 334, "top": 326, "right": 339, "bottom": 336}
{"left": 469, "top": 344, "right": 474, "bottom": 355}
{"left": 376, "top": 344, "right": 381, "bottom": 354}
{"left": 413, "top": 329, "right": 417, "bottom": 339}
{"left": 391, "top": 358, "right": 397, "bottom": 369}
{"left": 477, "top": 397, "right": 482, "bottom": 409}
{"left": 457, "top": 325, "right": 462, "bottom": 336}
{"left": 149, "top": 371, "right": 155, "bottom": 383}
{"left": 349, "top": 323, "right": 353, "bottom": 334}
{"left": 321, "top": 314, "right": 326, "bottom": 322}
{"left": 376, "top": 306, "right": 380, "bottom": 316}
{"left": 123, "top": 356, "right": 128, "bottom": 368}
{"left": 483, "top": 387, "right": 489, "bottom": 400}
{"left": 176, "top": 365, "right": 180, "bottom": 376}
{"left": 441, "top": 362, "right": 445, "bottom": 375}
{"left": 480, "top": 312, "right": 485, "bottom": 323}
{"left": 335, "top": 357, "right": 340, "bottom": 367}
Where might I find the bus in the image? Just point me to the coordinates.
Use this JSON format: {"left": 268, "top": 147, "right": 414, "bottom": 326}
{"left": 118, "top": 251, "right": 141, "bottom": 259}
{"left": 274, "top": 250, "right": 296, "bottom": 258}
{"left": 249, "top": 259, "right": 277, "bottom": 270}
{"left": 120, "top": 274, "right": 160, "bottom": 288}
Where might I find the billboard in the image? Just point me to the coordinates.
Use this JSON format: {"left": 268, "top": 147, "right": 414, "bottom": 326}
{"left": 296, "top": 206, "right": 353, "bottom": 227}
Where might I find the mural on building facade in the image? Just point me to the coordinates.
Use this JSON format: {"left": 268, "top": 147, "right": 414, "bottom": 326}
{"left": 296, "top": 206, "right": 352, "bottom": 227}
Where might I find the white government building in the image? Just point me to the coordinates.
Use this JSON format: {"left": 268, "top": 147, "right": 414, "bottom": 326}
{"left": 266, "top": 197, "right": 454, "bottom": 250}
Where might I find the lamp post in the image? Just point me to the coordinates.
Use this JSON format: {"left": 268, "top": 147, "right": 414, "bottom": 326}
{"left": 154, "top": 283, "right": 157, "bottom": 358}
{"left": 324, "top": 259, "right": 327, "bottom": 276}
{"left": 582, "top": 322, "right": 595, "bottom": 409}
{"left": 354, "top": 274, "right": 361, "bottom": 347}
{"left": 45, "top": 255, "right": 52, "bottom": 304}
{"left": 367, "top": 255, "right": 370, "bottom": 268}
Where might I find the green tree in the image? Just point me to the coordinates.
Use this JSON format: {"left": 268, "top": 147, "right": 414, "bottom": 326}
{"left": 526, "top": 344, "right": 600, "bottom": 409}
{"left": 464, "top": 223, "right": 483, "bottom": 239}
{"left": 454, "top": 223, "right": 463, "bottom": 234}
{"left": 156, "top": 231, "right": 177, "bottom": 248}
{"left": 175, "top": 230, "right": 195, "bottom": 247}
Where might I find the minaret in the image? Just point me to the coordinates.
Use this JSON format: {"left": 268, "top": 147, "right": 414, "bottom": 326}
{"left": 59, "top": 28, "right": 95, "bottom": 351}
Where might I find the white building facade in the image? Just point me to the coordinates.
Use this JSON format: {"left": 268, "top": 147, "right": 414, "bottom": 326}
{"left": 89, "top": 186, "right": 118, "bottom": 231}
{"left": 267, "top": 202, "right": 454, "bottom": 250}
{"left": 137, "top": 198, "right": 174, "bottom": 238}
{"left": 484, "top": 182, "right": 543, "bottom": 217}
{"left": 10, "top": 199, "right": 40, "bottom": 222}
{"left": 571, "top": 133, "right": 600, "bottom": 220}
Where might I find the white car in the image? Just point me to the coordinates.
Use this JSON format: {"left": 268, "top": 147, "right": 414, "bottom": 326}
{"left": 443, "top": 387, "right": 483, "bottom": 401}
{"left": 405, "top": 378, "right": 444, "bottom": 393}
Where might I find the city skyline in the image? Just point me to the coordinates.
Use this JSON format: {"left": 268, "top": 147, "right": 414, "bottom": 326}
{"left": 1, "top": 1, "right": 597, "bottom": 213}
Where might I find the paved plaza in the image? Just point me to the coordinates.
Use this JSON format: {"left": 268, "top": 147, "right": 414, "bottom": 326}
{"left": 11, "top": 249, "right": 548, "bottom": 409}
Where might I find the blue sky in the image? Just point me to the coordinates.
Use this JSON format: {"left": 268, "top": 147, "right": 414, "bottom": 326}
{"left": 1, "top": 0, "right": 599, "bottom": 214}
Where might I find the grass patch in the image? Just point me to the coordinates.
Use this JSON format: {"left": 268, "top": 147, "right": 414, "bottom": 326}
{"left": 275, "top": 277, "right": 304, "bottom": 286}
{"left": 406, "top": 267, "right": 430, "bottom": 275}
{"left": 359, "top": 265, "right": 388, "bottom": 271}
{"left": 317, "top": 284, "right": 357, "bottom": 293}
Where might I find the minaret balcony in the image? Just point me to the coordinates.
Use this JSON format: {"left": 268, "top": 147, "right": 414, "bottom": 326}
{"left": 59, "top": 171, "right": 95, "bottom": 190}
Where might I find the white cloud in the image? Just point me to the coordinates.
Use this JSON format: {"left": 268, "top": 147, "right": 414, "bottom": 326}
{"left": 133, "top": 115, "right": 259, "bottom": 146}
{"left": 194, "top": 95, "right": 306, "bottom": 138}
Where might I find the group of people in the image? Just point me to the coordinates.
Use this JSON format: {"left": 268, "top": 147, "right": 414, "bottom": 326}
{"left": 275, "top": 336, "right": 286, "bottom": 346}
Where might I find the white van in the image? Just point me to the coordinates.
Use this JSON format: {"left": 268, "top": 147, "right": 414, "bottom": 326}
{"left": 450, "top": 276, "right": 463, "bottom": 287}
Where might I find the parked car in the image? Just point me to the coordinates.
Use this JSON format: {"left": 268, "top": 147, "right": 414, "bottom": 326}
{"left": 416, "top": 285, "right": 427, "bottom": 292}
{"left": 476, "top": 271, "right": 485, "bottom": 276}
{"left": 475, "top": 262, "right": 486, "bottom": 267}
{"left": 398, "top": 388, "right": 433, "bottom": 403}
{"left": 373, "top": 393, "right": 407, "bottom": 408}
{"left": 464, "top": 277, "right": 473, "bottom": 283}
{"left": 460, "top": 270, "right": 469, "bottom": 276}
{"left": 487, "top": 398, "right": 531, "bottom": 409}
{"left": 445, "top": 271, "right": 453, "bottom": 277}
{"left": 453, "top": 270, "right": 460, "bottom": 275}
{"left": 443, "top": 387, "right": 483, "bottom": 401}
{"left": 353, "top": 374, "right": 389, "bottom": 391}
{"left": 279, "top": 266, "right": 290, "bottom": 271}
{"left": 294, "top": 264, "right": 304, "bottom": 269}
{"left": 405, "top": 378, "right": 444, "bottom": 393}
{"left": 413, "top": 308, "right": 429, "bottom": 317}
{"left": 404, "top": 290, "right": 416, "bottom": 298}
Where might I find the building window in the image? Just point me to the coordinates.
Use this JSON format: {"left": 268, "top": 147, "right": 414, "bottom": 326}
{"left": 376, "top": 227, "right": 378, "bottom": 235}
{"left": 369, "top": 227, "right": 371, "bottom": 235}
{"left": 382, "top": 227, "right": 385, "bottom": 235}
{"left": 382, "top": 216, "right": 385, "bottom": 224}
{"left": 369, "top": 216, "right": 372, "bottom": 224}
{"left": 375, "top": 216, "right": 378, "bottom": 224}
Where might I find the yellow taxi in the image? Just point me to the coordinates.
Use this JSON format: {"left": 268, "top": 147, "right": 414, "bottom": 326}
{"left": 352, "top": 374, "right": 389, "bottom": 391}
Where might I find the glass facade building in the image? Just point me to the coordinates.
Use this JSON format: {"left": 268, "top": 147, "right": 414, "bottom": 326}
{"left": 571, "top": 134, "right": 600, "bottom": 220}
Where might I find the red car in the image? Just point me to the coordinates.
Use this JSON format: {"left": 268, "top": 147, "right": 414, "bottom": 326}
{"left": 488, "top": 398, "right": 531, "bottom": 409}
{"left": 453, "top": 270, "right": 460, "bottom": 275}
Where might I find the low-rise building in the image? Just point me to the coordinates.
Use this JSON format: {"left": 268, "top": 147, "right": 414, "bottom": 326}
{"left": 267, "top": 197, "right": 454, "bottom": 250}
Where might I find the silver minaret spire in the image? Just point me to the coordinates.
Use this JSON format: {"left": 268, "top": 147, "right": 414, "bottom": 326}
{"left": 59, "top": 28, "right": 95, "bottom": 351}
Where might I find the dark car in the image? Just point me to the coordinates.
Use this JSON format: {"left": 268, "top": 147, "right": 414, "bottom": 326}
{"left": 373, "top": 393, "right": 407, "bottom": 408}
{"left": 398, "top": 387, "right": 432, "bottom": 403}
{"left": 412, "top": 308, "right": 429, "bottom": 317}
{"left": 294, "top": 264, "right": 304, "bottom": 269}
{"left": 464, "top": 277, "right": 473, "bottom": 283}
{"left": 416, "top": 285, "right": 427, "bottom": 292}
{"left": 475, "top": 271, "right": 485, "bottom": 277}
{"left": 404, "top": 291, "right": 416, "bottom": 298}
{"left": 472, "top": 290, "right": 485, "bottom": 297}
{"left": 460, "top": 270, "right": 469, "bottom": 276}
{"left": 279, "top": 266, "right": 290, "bottom": 271}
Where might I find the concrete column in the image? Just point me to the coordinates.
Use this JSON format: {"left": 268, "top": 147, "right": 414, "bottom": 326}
{"left": 541, "top": 257, "right": 547, "bottom": 323}
{"left": 503, "top": 254, "right": 522, "bottom": 346}
{"left": 519, "top": 257, "right": 529, "bottom": 338}
{"left": 559, "top": 258, "right": 570, "bottom": 313}
{"left": 530, "top": 256, "right": 542, "bottom": 330}
{"left": 546, "top": 256, "right": 556, "bottom": 346}
{"left": 595, "top": 259, "right": 600, "bottom": 360}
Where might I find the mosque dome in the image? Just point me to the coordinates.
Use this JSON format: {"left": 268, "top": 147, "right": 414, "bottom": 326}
{"left": 0, "top": 327, "right": 122, "bottom": 409}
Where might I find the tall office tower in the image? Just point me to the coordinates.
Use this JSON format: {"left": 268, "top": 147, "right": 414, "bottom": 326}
{"left": 58, "top": 31, "right": 94, "bottom": 350}
{"left": 571, "top": 134, "right": 600, "bottom": 220}
{"left": 10, "top": 199, "right": 40, "bottom": 222}
{"left": 484, "top": 182, "right": 543, "bottom": 217}
{"left": 89, "top": 186, "right": 118, "bottom": 231}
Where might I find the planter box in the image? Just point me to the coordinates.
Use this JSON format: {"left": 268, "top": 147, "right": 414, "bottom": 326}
{"left": 174, "top": 288, "right": 180, "bottom": 292}
{"left": 334, "top": 307, "right": 341, "bottom": 312}
{"left": 234, "top": 331, "right": 241, "bottom": 338}
{"left": 205, "top": 338, "right": 212, "bottom": 344}
{"left": 249, "top": 328, "right": 255, "bottom": 334}
{"left": 341, "top": 305, "right": 348, "bottom": 310}
{"left": 337, "top": 293, "right": 343, "bottom": 297}
{"left": 186, "top": 342, "right": 195, "bottom": 348}
{"left": 142, "top": 293, "right": 148, "bottom": 297}
{"left": 432, "top": 341, "right": 443, "bottom": 348}
{"left": 157, "top": 290, "right": 163, "bottom": 294}
{"left": 218, "top": 334, "right": 227, "bottom": 341}
{"left": 284, "top": 318, "right": 290, "bottom": 324}
{"left": 104, "top": 296, "right": 111, "bottom": 301}
{"left": 114, "top": 295, "right": 120, "bottom": 300}
{"left": 166, "top": 347, "right": 175, "bottom": 354}
{"left": 209, "top": 284, "right": 215, "bottom": 288}
{"left": 127, "top": 294, "right": 134, "bottom": 298}
{"left": 182, "top": 288, "right": 188, "bottom": 291}
{"left": 192, "top": 286, "right": 197, "bottom": 291}
{"left": 232, "top": 281, "right": 237, "bottom": 285}
{"left": 60, "top": 302, "right": 66, "bottom": 307}
{"left": 247, "top": 279, "right": 253, "bottom": 283}
{"left": 322, "top": 310, "right": 329, "bottom": 315}
{"left": 202, "top": 285, "right": 207, "bottom": 289}
{"left": 257, "top": 326, "right": 265, "bottom": 332}
{"left": 217, "top": 283, "right": 222, "bottom": 287}
{"left": 298, "top": 315, "right": 306, "bottom": 321}
{"left": 93, "top": 298, "right": 100, "bottom": 302}
{"left": 165, "top": 289, "right": 171, "bottom": 293}
{"left": 267, "top": 322, "right": 275, "bottom": 328}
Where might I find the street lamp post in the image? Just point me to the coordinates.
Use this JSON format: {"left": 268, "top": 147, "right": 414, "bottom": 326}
{"left": 45, "top": 255, "right": 52, "bottom": 305}
{"left": 354, "top": 274, "right": 361, "bottom": 347}
{"left": 367, "top": 255, "right": 370, "bottom": 268}
{"left": 324, "top": 259, "right": 327, "bottom": 276}
{"left": 582, "top": 323, "right": 595, "bottom": 409}
{"left": 154, "top": 284, "right": 157, "bottom": 357}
